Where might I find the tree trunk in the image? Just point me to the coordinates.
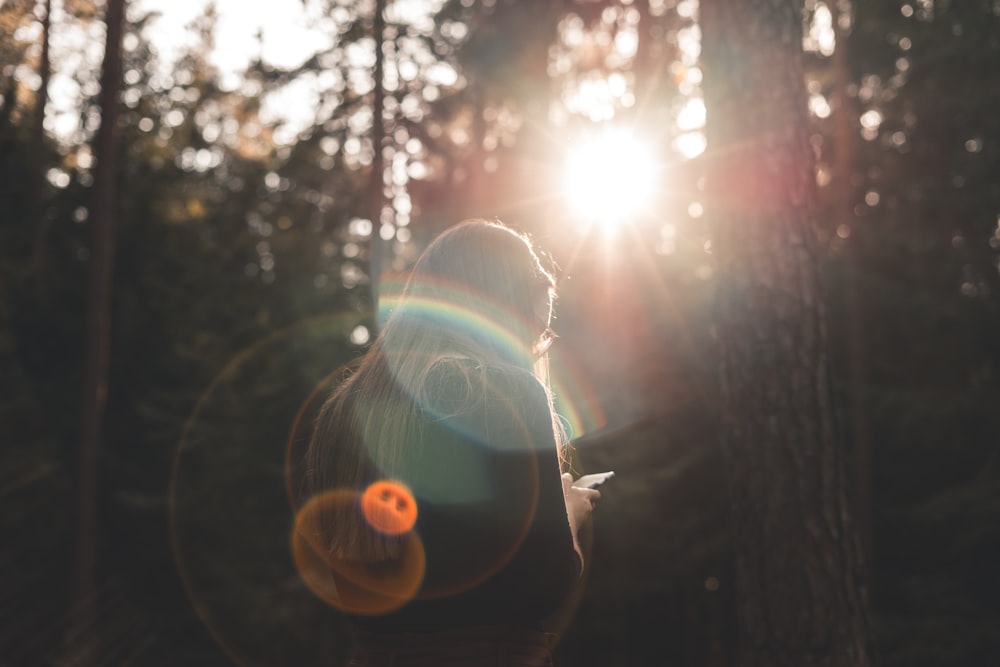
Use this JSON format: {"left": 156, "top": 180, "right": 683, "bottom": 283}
{"left": 369, "top": 0, "right": 387, "bottom": 313}
{"left": 31, "top": 0, "right": 53, "bottom": 275}
{"left": 32, "top": 0, "right": 52, "bottom": 137}
{"left": 699, "top": 1, "right": 874, "bottom": 665}
{"left": 76, "top": 0, "right": 126, "bottom": 607}
{"left": 830, "top": 0, "right": 874, "bottom": 599}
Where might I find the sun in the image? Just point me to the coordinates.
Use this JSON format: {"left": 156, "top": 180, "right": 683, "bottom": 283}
{"left": 562, "top": 128, "right": 658, "bottom": 232}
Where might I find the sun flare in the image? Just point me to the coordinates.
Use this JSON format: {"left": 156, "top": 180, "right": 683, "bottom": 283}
{"left": 563, "top": 128, "right": 658, "bottom": 232}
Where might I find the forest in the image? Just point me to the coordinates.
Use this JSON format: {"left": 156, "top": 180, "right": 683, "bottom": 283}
{"left": 1, "top": 0, "right": 998, "bottom": 665}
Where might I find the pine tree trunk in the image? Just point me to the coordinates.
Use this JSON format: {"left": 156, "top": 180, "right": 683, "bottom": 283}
{"left": 699, "top": 1, "right": 874, "bottom": 664}
{"left": 31, "top": 0, "right": 53, "bottom": 275}
{"left": 76, "top": 0, "right": 126, "bottom": 607}
{"left": 830, "top": 0, "right": 874, "bottom": 599}
{"left": 369, "top": 0, "right": 386, "bottom": 311}
{"left": 32, "top": 0, "right": 52, "bottom": 137}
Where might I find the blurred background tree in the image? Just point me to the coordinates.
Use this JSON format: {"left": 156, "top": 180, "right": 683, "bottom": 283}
{"left": 0, "top": 0, "right": 997, "bottom": 665}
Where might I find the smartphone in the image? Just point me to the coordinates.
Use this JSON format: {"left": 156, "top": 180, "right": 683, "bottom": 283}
{"left": 573, "top": 471, "right": 615, "bottom": 489}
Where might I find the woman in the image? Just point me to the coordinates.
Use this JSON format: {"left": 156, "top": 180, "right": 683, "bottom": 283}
{"left": 297, "top": 220, "right": 599, "bottom": 666}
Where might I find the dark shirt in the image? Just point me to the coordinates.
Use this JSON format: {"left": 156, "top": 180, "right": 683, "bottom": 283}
{"left": 349, "top": 360, "right": 581, "bottom": 635}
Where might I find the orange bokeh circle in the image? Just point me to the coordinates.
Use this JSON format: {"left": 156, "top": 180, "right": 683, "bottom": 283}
{"left": 361, "top": 480, "right": 418, "bottom": 535}
{"left": 291, "top": 489, "right": 426, "bottom": 616}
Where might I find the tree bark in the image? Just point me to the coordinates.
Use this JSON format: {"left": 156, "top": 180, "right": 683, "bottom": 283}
{"left": 369, "top": 0, "right": 387, "bottom": 313}
{"left": 699, "top": 1, "right": 874, "bottom": 665}
{"left": 32, "top": 0, "right": 52, "bottom": 137}
{"left": 76, "top": 0, "right": 126, "bottom": 606}
{"left": 31, "top": 0, "right": 53, "bottom": 275}
{"left": 830, "top": 0, "right": 874, "bottom": 599}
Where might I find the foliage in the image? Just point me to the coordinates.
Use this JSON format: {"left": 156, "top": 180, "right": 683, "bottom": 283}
{"left": 0, "top": 0, "right": 997, "bottom": 665}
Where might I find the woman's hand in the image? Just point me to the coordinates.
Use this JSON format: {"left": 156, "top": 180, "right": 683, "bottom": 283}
{"left": 561, "top": 472, "right": 600, "bottom": 542}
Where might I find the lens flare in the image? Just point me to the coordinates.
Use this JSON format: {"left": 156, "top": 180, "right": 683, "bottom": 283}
{"left": 292, "top": 489, "right": 426, "bottom": 616}
{"left": 549, "top": 351, "right": 607, "bottom": 440}
{"left": 170, "top": 311, "right": 370, "bottom": 665}
{"left": 362, "top": 480, "right": 418, "bottom": 535}
{"left": 377, "top": 278, "right": 536, "bottom": 365}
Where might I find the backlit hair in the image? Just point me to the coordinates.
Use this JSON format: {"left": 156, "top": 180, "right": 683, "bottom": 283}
{"left": 303, "top": 220, "right": 561, "bottom": 561}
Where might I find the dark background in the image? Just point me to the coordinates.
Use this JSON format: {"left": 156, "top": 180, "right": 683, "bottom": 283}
{"left": 2, "top": 1, "right": 998, "bottom": 665}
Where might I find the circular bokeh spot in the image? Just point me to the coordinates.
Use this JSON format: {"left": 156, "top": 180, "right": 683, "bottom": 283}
{"left": 291, "top": 490, "right": 426, "bottom": 616}
{"left": 361, "top": 481, "right": 418, "bottom": 535}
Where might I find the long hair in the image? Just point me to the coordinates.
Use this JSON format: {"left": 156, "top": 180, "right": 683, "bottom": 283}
{"left": 302, "top": 220, "right": 560, "bottom": 561}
